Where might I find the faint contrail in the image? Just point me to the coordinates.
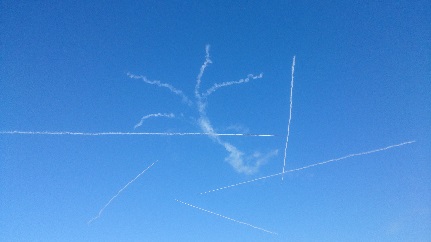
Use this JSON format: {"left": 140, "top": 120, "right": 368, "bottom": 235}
{"left": 174, "top": 199, "right": 277, "bottom": 235}
{"left": 200, "top": 140, "right": 416, "bottom": 194}
{"left": 127, "top": 73, "right": 192, "bottom": 105}
{"left": 134, "top": 113, "right": 175, "bottom": 129}
{"left": 202, "top": 73, "right": 263, "bottom": 97}
{"left": 0, "top": 130, "right": 276, "bottom": 137}
{"left": 88, "top": 160, "right": 158, "bottom": 225}
{"left": 282, "top": 56, "right": 296, "bottom": 181}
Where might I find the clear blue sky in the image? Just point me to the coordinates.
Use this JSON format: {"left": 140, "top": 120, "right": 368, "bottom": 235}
{"left": 1, "top": 1, "right": 430, "bottom": 241}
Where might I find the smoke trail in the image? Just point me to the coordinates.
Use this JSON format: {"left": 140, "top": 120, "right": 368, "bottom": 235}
{"left": 88, "top": 160, "right": 158, "bottom": 225}
{"left": 282, "top": 56, "right": 296, "bottom": 181}
{"left": 134, "top": 113, "right": 175, "bottom": 129}
{"left": 202, "top": 73, "right": 263, "bottom": 97}
{"left": 0, "top": 130, "right": 276, "bottom": 137}
{"left": 194, "top": 46, "right": 277, "bottom": 174}
{"left": 197, "top": 115, "right": 278, "bottom": 174}
{"left": 127, "top": 73, "right": 192, "bottom": 105}
{"left": 195, "top": 44, "right": 212, "bottom": 99}
{"left": 200, "top": 140, "right": 416, "bottom": 194}
{"left": 174, "top": 199, "right": 277, "bottom": 235}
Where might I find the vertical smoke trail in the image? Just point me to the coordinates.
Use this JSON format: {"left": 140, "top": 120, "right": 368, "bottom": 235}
{"left": 282, "top": 56, "right": 296, "bottom": 181}
{"left": 134, "top": 113, "right": 175, "bottom": 129}
{"left": 174, "top": 199, "right": 278, "bottom": 235}
{"left": 195, "top": 44, "right": 212, "bottom": 100}
{"left": 194, "top": 46, "right": 278, "bottom": 174}
{"left": 87, "top": 160, "right": 158, "bottom": 224}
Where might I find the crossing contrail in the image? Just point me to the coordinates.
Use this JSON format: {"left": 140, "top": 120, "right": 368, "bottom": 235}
{"left": 87, "top": 160, "right": 158, "bottom": 225}
{"left": 123, "top": 45, "right": 278, "bottom": 174}
{"left": 174, "top": 199, "right": 278, "bottom": 235}
{"left": 282, "top": 56, "right": 296, "bottom": 181}
{"left": 193, "top": 45, "right": 278, "bottom": 174}
{"left": 200, "top": 140, "right": 416, "bottom": 194}
{"left": 0, "top": 130, "right": 276, "bottom": 137}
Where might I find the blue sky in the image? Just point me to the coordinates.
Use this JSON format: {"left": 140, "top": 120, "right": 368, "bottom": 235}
{"left": 1, "top": 1, "right": 430, "bottom": 241}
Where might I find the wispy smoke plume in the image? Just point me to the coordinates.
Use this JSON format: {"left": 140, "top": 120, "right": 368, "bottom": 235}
{"left": 134, "top": 113, "right": 175, "bottom": 129}
{"left": 203, "top": 73, "right": 263, "bottom": 97}
{"left": 127, "top": 73, "right": 192, "bottom": 105}
{"left": 194, "top": 45, "right": 277, "bottom": 174}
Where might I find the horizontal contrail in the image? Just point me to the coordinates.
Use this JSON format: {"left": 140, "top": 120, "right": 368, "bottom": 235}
{"left": 88, "top": 160, "right": 158, "bottom": 225}
{"left": 200, "top": 140, "right": 416, "bottom": 194}
{"left": 174, "top": 199, "right": 277, "bottom": 235}
{"left": 0, "top": 130, "right": 277, "bottom": 137}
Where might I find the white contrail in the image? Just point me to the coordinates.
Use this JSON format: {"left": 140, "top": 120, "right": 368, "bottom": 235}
{"left": 200, "top": 140, "right": 416, "bottom": 194}
{"left": 134, "top": 113, "right": 175, "bottom": 129}
{"left": 282, "top": 56, "right": 296, "bottom": 181}
{"left": 174, "top": 199, "right": 277, "bottom": 235}
{"left": 127, "top": 73, "right": 192, "bottom": 105}
{"left": 0, "top": 130, "right": 276, "bottom": 137}
{"left": 202, "top": 73, "right": 263, "bottom": 97}
{"left": 88, "top": 160, "right": 158, "bottom": 225}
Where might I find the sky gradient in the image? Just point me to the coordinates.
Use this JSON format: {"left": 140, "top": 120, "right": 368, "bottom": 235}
{"left": 1, "top": 1, "right": 430, "bottom": 241}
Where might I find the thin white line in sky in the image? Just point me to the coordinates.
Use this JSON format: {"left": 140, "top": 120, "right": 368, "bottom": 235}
{"left": 282, "top": 56, "right": 296, "bottom": 181}
{"left": 87, "top": 160, "right": 158, "bottom": 225}
{"left": 0, "top": 130, "right": 276, "bottom": 137}
{"left": 174, "top": 199, "right": 278, "bottom": 235}
{"left": 200, "top": 140, "right": 416, "bottom": 194}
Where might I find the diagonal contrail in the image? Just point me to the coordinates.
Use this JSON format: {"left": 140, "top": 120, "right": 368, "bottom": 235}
{"left": 88, "top": 160, "right": 158, "bottom": 225}
{"left": 0, "top": 130, "right": 277, "bottom": 137}
{"left": 174, "top": 199, "right": 278, "bottom": 235}
{"left": 282, "top": 56, "right": 296, "bottom": 181}
{"left": 200, "top": 140, "right": 416, "bottom": 194}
